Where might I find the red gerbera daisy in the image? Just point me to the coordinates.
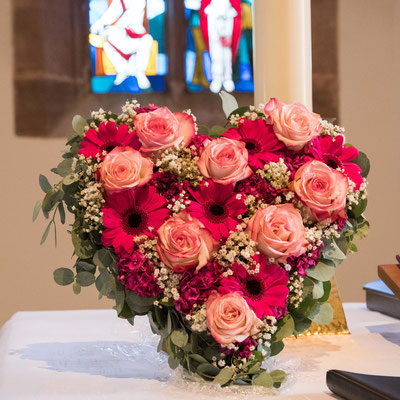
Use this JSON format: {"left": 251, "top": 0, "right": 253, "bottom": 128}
{"left": 79, "top": 121, "right": 141, "bottom": 159}
{"left": 222, "top": 119, "right": 284, "bottom": 169}
{"left": 187, "top": 181, "right": 247, "bottom": 241}
{"left": 101, "top": 186, "right": 169, "bottom": 254}
{"left": 308, "top": 134, "right": 363, "bottom": 189}
{"left": 219, "top": 258, "right": 289, "bottom": 319}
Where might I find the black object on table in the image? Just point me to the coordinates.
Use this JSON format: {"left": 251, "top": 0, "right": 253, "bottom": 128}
{"left": 364, "top": 280, "right": 400, "bottom": 320}
{"left": 326, "top": 370, "right": 400, "bottom": 400}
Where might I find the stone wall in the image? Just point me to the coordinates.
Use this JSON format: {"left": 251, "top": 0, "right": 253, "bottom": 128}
{"left": 13, "top": 0, "right": 338, "bottom": 136}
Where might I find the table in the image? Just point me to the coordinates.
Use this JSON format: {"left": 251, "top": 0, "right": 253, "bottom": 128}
{"left": 0, "top": 303, "right": 399, "bottom": 399}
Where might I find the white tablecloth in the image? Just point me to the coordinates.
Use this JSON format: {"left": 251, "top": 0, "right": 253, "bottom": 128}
{"left": 0, "top": 303, "right": 399, "bottom": 400}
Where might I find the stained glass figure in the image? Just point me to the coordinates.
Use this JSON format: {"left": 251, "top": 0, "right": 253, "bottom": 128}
{"left": 185, "top": 0, "right": 253, "bottom": 93}
{"left": 89, "top": 0, "right": 167, "bottom": 93}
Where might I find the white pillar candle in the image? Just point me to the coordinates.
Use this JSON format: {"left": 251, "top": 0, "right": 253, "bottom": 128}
{"left": 253, "top": 0, "right": 313, "bottom": 109}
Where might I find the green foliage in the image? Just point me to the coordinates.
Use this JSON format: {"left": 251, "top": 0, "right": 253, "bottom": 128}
{"left": 306, "top": 260, "right": 336, "bottom": 281}
{"left": 270, "top": 341, "right": 284, "bottom": 357}
{"left": 351, "top": 151, "right": 370, "bottom": 178}
{"left": 170, "top": 330, "right": 189, "bottom": 348}
{"left": 213, "top": 367, "right": 235, "bottom": 385}
{"left": 53, "top": 268, "right": 74, "bottom": 286}
{"left": 275, "top": 315, "right": 295, "bottom": 341}
{"left": 72, "top": 115, "right": 87, "bottom": 136}
{"left": 76, "top": 271, "right": 95, "bottom": 287}
{"left": 208, "top": 125, "right": 226, "bottom": 138}
{"left": 308, "top": 302, "right": 334, "bottom": 325}
{"left": 39, "top": 174, "right": 52, "bottom": 193}
{"left": 219, "top": 90, "right": 239, "bottom": 118}
{"left": 253, "top": 371, "right": 273, "bottom": 388}
{"left": 32, "top": 200, "right": 42, "bottom": 222}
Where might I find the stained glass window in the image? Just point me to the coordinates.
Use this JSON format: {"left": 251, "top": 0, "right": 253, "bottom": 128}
{"left": 89, "top": 0, "right": 167, "bottom": 93}
{"left": 184, "top": 0, "right": 253, "bottom": 93}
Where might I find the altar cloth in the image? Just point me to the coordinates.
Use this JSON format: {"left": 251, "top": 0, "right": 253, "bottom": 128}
{"left": 0, "top": 303, "right": 399, "bottom": 399}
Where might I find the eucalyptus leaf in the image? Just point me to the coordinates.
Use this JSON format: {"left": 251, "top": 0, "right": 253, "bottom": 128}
{"left": 275, "top": 315, "right": 295, "bottom": 341}
{"left": 93, "top": 248, "right": 115, "bottom": 269}
{"left": 40, "top": 221, "right": 52, "bottom": 245}
{"left": 73, "top": 282, "right": 81, "bottom": 294}
{"left": 171, "top": 330, "right": 189, "bottom": 348}
{"left": 58, "top": 202, "right": 66, "bottom": 224}
{"left": 197, "top": 363, "right": 220, "bottom": 377}
{"left": 95, "top": 269, "right": 115, "bottom": 297}
{"left": 219, "top": 90, "right": 239, "bottom": 118}
{"left": 53, "top": 268, "right": 74, "bottom": 286}
{"left": 351, "top": 151, "right": 370, "bottom": 178}
{"left": 76, "top": 260, "right": 96, "bottom": 272}
{"left": 348, "top": 197, "right": 368, "bottom": 219}
{"left": 71, "top": 230, "right": 96, "bottom": 259}
{"left": 39, "top": 174, "right": 52, "bottom": 193}
{"left": 248, "top": 362, "right": 262, "bottom": 374}
{"left": 322, "top": 240, "right": 347, "bottom": 262}
{"left": 270, "top": 369, "right": 286, "bottom": 383}
{"left": 312, "top": 281, "right": 324, "bottom": 299}
{"left": 213, "top": 367, "right": 234, "bottom": 385}
{"left": 189, "top": 354, "right": 208, "bottom": 364}
{"left": 56, "top": 158, "right": 74, "bottom": 177}
{"left": 42, "top": 189, "right": 64, "bottom": 214}
{"left": 308, "top": 302, "right": 334, "bottom": 325}
{"left": 319, "top": 280, "right": 332, "bottom": 303}
{"left": 76, "top": 271, "right": 95, "bottom": 287}
{"left": 168, "top": 355, "right": 180, "bottom": 370}
{"left": 32, "top": 200, "right": 42, "bottom": 222}
{"left": 306, "top": 260, "right": 336, "bottom": 281}
{"left": 208, "top": 125, "right": 226, "bottom": 138}
{"left": 72, "top": 115, "right": 87, "bottom": 136}
{"left": 253, "top": 371, "right": 273, "bottom": 388}
{"left": 63, "top": 173, "right": 79, "bottom": 186}
{"left": 354, "top": 219, "right": 369, "bottom": 240}
{"left": 197, "top": 125, "right": 209, "bottom": 135}
{"left": 270, "top": 341, "right": 284, "bottom": 357}
{"left": 294, "top": 318, "right": 312, "bottom": 334}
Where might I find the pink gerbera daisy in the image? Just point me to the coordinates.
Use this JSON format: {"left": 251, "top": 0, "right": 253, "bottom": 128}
{"left": 222, "top": 119, "right": 284, "bottom": 169}
{"left": 79, "top": 121, "right": 141, "bottom": 159}
{"left": 308, "top": 134, "right": 363, "bottom": 189}
{"left": 187, "top": 181, "right": 247, "bottom": 241}
{"left": 101, "top": 186, "right": 169, "bottom": 253}
{"left": 219, "top": 258, "right": 289, "bottom": 319}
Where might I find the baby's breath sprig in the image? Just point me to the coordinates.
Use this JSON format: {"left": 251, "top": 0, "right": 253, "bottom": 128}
{"left": 155, "top": 145, "right": 203, "bottom": 185}
{"left": 320, "top": 119, "right": 345, "bottom": 139}
{"left": 257, "top": 158, "right": 291, "bottom": 190}
{"left": 287, "top": 271, "right": 304, "bottom": 308}
{"left": 117, "top": 99, "right": 140, "bottom": 126}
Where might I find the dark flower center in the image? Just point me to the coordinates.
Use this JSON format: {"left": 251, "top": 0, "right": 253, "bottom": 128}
{"left": 203, "top": 201, "right": 228, "bottom": 223}
{"left": 101, "top": 141, "right": 118, "bottom": 153}
{"left": 244, "top": 277, "right": 265, "bottom": 301}
{"left": 122, "top": 208, "right": 148, "bottom": 234}
{"left": 323, "top": 154, "right": 342, "bottom": 170}
{"left": 209, "top": 204, "right": 225, "bottom": 216}
{"left": 244, "top": 139, "right": 260, "bottom": 154}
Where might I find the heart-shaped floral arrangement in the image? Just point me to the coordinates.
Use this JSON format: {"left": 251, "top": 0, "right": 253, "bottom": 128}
{"left": 35, "top": 95, "right": 369, "bottom": 388}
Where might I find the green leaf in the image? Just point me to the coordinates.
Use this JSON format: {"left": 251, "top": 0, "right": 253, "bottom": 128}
{"left": 294, "top": 318, "right": 312, "bottom": 334}
{"left": 170, "top": 330, "right": 189, "bottom": 348}
{"left": 275, "top": 315, "right": 295, "bottom": 341}
{"left": 213, "top": 367, "right": 234, "bottom": 385}
{"left": 72, "top": 115, "right": 87, "bottom": 136}
{"left": 349, "top": 242, "right": 358, "bottom": 252}
{"left": 270, "top": 369, "right": 286, "bottom": 383}
{"left": 63, "top": 173, "right": 79, "bottom": 186}
{"left": 319, "top": 280, "right": 332, "bottom": 303}
{"left": 219, "top": 90, "right": 239, "bottom": 118}
{"left": 32, "top": 200, "right": 42, "bottom": 222}
{"left": 306, "top": 260, "right": 336, "bottom": 281}
{"left": 93, "top": 248, "right": 115, "bottom": 269}
{"left": 40, "top": 221, "right": 52, "bottom": 245}
{"left": 125, "top": 290, "right": 154, "bottom": 315}
{"left": 253, "top": 371, "right": 273, "bottom": 388}
{"left": 73, "top": 282, "right": 81, "bottom": 294}
{"left": 39, "top": 174, "right": 52, "bottom": 193}
{"left": 197, "top": 125, "right": 209, "bottom": 135}
{"left": 42, "top": 189, "right": 64, "bottom": 214}
{"left": 58, "top": 202, "right": 66, "bottom": 224}
{"left": 197, "top": 363, "right": 220, "bottom": 377}
{"left": 228, "top": 105, "right": 251, "bottom": 119}
{"left": 354, "top": 219, "right": 369, "bottom": 240}
{"left": 77, "top": 260, "right": 96, "bottom": 272}
{"left": 351, "top": 151, "right": 370, "bottom": 178}
{"left": 348, "top": 197, "right": 368, "bottom": 219}
{"left": 95, "top": 269, "right": 116, "bottom": 297}
{"left": 312, "top": 281, "right": 324, "bottom": 299}
{"left": 56, "top": 158, "right": 74, "bottom": 178}
{"left": 76, "top": 271, "right": 95, "bottom": 287}
{"left": 168, "top": 355, "right": 180, "bottom": 370}
{"left": 71, "top": 230, "right": 97, "bottom": 259}
{"left": 208, "top": 125, "right": 226, "bottom": 138}
{"left": 248, "top": 362, "right": 262, "bottom": 374}
{"left": 322, "top": 240, "right": 346, "bottom": 262}
{"left": 270, "top": 341, "right": 284, "bottom": 357}
{"left": 189, "top": 354, "right": 208, "bottom": 364}
{"left": 308, "top": 302, "right": 334, "bottom": 325}
{"left": 53, "top": 268, "right": 74, "bottom": 286}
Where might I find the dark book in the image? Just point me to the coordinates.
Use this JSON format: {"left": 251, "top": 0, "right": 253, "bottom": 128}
{"left": 363, "top": 280, "right": 400, "bottom": 320}
{"left": 326, "top": 370, "right": 400, "bottom": 400}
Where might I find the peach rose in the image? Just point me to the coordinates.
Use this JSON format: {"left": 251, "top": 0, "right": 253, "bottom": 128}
{"left": 264, "top": 98, "right": 321, "bottom": 151}
{"left": 247, "top": 204, "right": 308, "bottom": 262}
{"left": 206, "top": 291, "right": 261, "bottom": 344}
{"left": 292, "top": 160, "right": 349, "bottom": 221}
{"left": 99, "top": 146, "right": 153, "bottom": 193}
{"left": 157, "top": 211, "right": 218, "bottom": 273}
{"left": 197, "top": 137, "right": 253, "bottom": 185}
{"left": 134, "top": 107, "right": 195, "bottom": 154}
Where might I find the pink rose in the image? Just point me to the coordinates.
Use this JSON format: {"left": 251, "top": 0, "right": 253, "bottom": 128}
{"left": 157, "top": 211, "right": 218, "bottom": 273}
{"left": 197, "top": 137, "right": 253, "bottom": 185}
{"left": 99, "top": 146, "right": 153, "bottom": 193}
{"left": 292, "top": 160, "right": 349, "bottom": 221}
{"left": 247, "top": 204, "right": 307, "bottom": 262}
{"left": 206, "top": 291, "right": 261, "bottom": 344}
{"left": 264, "top": 98, "right": 321, "bottom": 151}
{"left": 134, "top": 107, "right": 195, "bottom": 154}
